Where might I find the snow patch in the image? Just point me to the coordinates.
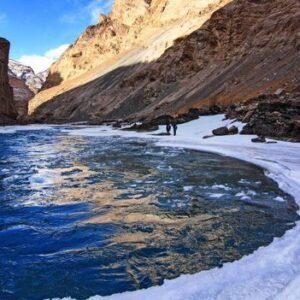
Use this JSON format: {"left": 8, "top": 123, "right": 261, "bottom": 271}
{"left": 274, "top": 196, "right": 285, "bottom": 202}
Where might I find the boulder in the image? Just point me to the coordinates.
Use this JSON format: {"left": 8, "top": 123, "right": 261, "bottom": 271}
{"left": 123, "top": 122, "right": 159, "bottom": 132}
{"left": 228, "top": 125, "right": 239, "bottom": 135}
{"left": 212, "top": 126, "right": 229, "bottom": 136}
{"left": 251, "top": 136, "right": 266, "bottom": 143}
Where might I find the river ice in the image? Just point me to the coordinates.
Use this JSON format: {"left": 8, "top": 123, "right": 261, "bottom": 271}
{"left": 1, "top": 114, "right": 300, "bottom": 300}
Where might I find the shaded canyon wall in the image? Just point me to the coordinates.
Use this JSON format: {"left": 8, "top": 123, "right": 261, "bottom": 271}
{"left": 0, "top": 38, "right": 17, "bottom": 125}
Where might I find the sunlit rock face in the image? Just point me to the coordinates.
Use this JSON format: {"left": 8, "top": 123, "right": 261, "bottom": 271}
{"left": 9, "top": 60, "right": 46, "bottom": 94}
{"left": 37, "top": 0, "right": 230, "bottom": 90}
{"left": 0, "top": 38, "right": 17, "bottom": 125}
{"left": 29, "top": 0, "right": 300, "bottom": 125}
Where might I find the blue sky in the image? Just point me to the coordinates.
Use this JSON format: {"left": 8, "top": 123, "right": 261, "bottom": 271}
{"left": 0, "top": 0, "right": 113, "bottom": 72}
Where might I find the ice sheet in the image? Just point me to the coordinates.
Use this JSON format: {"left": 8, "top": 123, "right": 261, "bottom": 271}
{"left": 4, "top": 115, "right": 300, "bottom": 300}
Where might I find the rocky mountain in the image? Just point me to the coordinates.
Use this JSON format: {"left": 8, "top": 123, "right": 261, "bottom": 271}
{"left": 9, "top": 60, "right": 46, "bottom": 93}
{"left": 42, "top": 0, "right": 230, "bottom": 89}
{"left": 0, "top": 38, "right": 17, "bottom": 125}
{"left": 8, "top": 60, "right": 47, "bottom": 117}
{"left": 29, "top": 0, "right": 300, "bottom": 125}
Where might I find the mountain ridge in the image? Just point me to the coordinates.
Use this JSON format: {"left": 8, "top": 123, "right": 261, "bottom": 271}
{"left": 29, "top": 0, "right": 300, "bottom": 124}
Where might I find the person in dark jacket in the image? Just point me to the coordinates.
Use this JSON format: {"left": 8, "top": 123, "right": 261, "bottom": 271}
{"left": 172, "top": 122, "right": 178, "bottom": 136}
{"left": 166, "top": 121, "right": 171, "bottom": 135}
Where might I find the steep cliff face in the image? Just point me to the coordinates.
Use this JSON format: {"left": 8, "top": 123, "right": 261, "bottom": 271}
{"left": 8, "top": 60, "right": 46, "bottom": 117}
{"left": 30, "top": 0, "right": 300, "bottom": 123}
{"left": 42, "top": 0, "right": 230, "bottom": 89}
{"left": 9, "top": 60, "right": 46, "bottom": 93}
{"left": 8, "top": 76, "right": 34, "bottom": 118}
{"left": 0, "top": 38, "right": 17, "bottom": 125}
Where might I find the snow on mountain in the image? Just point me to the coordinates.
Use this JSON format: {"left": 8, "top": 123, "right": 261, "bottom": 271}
{"left": 9, "top": 59, "right": 47, "bottom": 94}
{"left": 8, "top": 59, "right": 48, "bottom": 118}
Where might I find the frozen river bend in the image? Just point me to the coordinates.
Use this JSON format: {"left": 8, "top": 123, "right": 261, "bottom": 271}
{"left": 1, "top": 115, "right": 300, "bottom": 300}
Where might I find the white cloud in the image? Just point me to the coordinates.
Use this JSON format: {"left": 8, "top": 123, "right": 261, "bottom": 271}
{"left": 18, "top": 44, "right": 69, "bottom": 73}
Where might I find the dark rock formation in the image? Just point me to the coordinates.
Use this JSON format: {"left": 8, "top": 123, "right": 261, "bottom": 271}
{"left": 123, "top": 122, "right": 159, "bottom": 132}
{"left": 8, "top": 60, "right": 47, "bottom": 118}
{"left": 212, "top": 126, "right": 229, "bottom": 136}
{"left": 0, "top": 38, "right": 17, "bottom": 125}
{"left": 9, "top": 75, "right": 34, "bottom": 118}
{"left": 252, "top": 136, "right": 266, "bottom": 143}
{"left": 212, "top": 125, "right": 239, "bottom": 136}
{"left": 228, "top": 126, "right": 239, "bottom": 135}
{"left": 226, "top": 92, "right": 300, "bottom": 142}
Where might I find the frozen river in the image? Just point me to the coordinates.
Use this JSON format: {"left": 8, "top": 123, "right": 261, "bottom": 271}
{"left": 0, "top": 121, "right": 299, "bottom": 300}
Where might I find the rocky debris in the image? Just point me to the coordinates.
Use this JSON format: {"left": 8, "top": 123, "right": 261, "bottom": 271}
{"left": 226, "top": 92, "right": 300, "bottom": 142}
{"left": 0, "top": 38, "right": 17, "bottom": 125}
{"left": 123, "top": 122, "right": 159, "bottom": 132}
{"left": 150, "top": 106, "right": 224, "bottom": 126}
{"left": 252, "top": 136, "right": 266, "bottom": 143}
{"left": 30, "top": 0, "right": 300, "bottom": 124}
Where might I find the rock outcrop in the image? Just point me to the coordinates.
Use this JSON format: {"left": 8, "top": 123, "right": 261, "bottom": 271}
{"left": 8, "top": 75, "right": 34, "bottom": 118}
{"left": 0, "top": 38, "right": 17, "bottom": 125}
{"left": 8, "top": 60, "right": 46, "bottom": 118}
{"left": 29, "top": 0, "right": 300, "bottom": 126}
{"left": 42, "top": 0, "right": 230, "bottom": 89}
{"left": 9, "top": 60, "right": 46, "bottom": 93}
{"left": 226, "top": 92, "right": 300, "bottom": 142}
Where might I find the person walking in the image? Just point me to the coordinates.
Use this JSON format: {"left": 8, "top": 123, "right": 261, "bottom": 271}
{"left": 166, "top": 121, "right": 171, "bottom": 135}
{"left": 172, "top": 122, "right": 178, "bottom": 136}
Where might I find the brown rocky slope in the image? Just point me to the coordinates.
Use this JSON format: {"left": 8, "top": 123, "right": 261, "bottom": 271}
{"left": 30, "top": 0, "right": 300, "bottom": 124}
{"left": 0, "top": 38, "right": 17, "bottom": 125}
{"left": 42, "top": 0, "right": 231, "bottom": 89}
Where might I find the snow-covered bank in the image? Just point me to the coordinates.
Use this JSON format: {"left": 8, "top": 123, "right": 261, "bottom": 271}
{"left": 2, "top": 115, "right": 300, "bottom": 300}
{"left": 65, "top": 115, "right": 300, "bottom": 300}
